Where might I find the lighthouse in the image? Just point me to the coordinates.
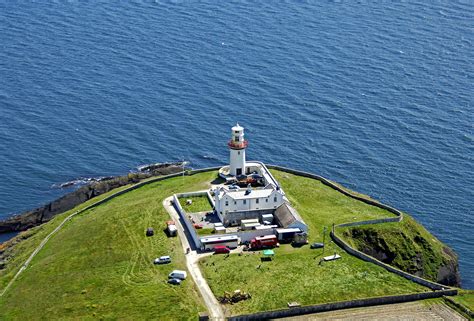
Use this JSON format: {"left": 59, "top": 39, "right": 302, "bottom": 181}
{"left": 228, "top": 123, "right": 247, "bottom": 176}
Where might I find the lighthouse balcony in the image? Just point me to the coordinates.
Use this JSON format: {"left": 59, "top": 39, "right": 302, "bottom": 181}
{"left": 228, "top": 140, "right": 248, "bottom": 149}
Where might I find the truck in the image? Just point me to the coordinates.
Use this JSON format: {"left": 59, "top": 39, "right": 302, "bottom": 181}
{"left": 166, "top": 220, "right": 177, "bottom": 237}
{"left": 250, "top": 235, "right": 279, "bottom": 250}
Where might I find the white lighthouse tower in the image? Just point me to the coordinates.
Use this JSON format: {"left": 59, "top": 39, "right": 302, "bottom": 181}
{"left": 228, "top": 123, "right": 247, "bottom": 176}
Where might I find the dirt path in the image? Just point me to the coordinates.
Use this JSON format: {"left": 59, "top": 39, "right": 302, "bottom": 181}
{"left": 163, "top": 197, "right": 225, "bottom": 321}
{"left": 279, "top": 300, "right": 467, "bottom": 320}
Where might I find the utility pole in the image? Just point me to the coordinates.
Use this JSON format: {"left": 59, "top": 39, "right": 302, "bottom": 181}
{"left": 322, "top": 226, "right": 327, "bottom": 255}
{"left": 181, "top": 156, "right": 185, "bottom": 186}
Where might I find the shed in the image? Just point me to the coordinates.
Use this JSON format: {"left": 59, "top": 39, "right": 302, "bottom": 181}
{"left": 274, "top": 203, "right": 308, "bottom": 232}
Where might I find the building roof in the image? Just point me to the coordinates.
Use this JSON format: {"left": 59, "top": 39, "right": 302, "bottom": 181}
{"left": 201, "top": 235, "right": 239, "bottom": 243}
{"left": 232, "top": 123, "right": 244, "bottom": 131}
{"left": 224, "top": 188, "right": 274, "bottom": 200}
{"left": 274, "top": 202, "right": 306, "bottom": 228}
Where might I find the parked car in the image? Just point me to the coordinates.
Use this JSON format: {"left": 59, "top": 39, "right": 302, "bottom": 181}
{"left": 168, "top": 278, "right": 181, "bottom": 285}
{"left": 228, "top": 184, "right": 240, "bottom": 190}
{"left": 193, "top": 223, "right": 203, "bottom": 229}
{"left": 310, "top": 242, "right": 324, "bottom": 249}
{"left": 168, "top": 270, "right": 187, "bottom": 280}
{"left": 154, "top": 255, "right": 171, "bottom": 264}
{"left": 213, "top": 245, "right": 231, "bottom": 254}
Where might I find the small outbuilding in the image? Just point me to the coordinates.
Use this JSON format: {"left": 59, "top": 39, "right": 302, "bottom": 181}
{"left": 274, "top": 203, "right": 308, "bottom": 232}
{"left": 146, "top": 227, "right": 154, "bottom": 236}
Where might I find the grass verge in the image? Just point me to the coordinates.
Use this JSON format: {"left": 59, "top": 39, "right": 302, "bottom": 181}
{"left": 0, "top": 171, "right": 216, "bottom": 320}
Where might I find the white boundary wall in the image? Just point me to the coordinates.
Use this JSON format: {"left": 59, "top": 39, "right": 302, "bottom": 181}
{"left": 172, "top": 194, "right": 202, "bottom": 250}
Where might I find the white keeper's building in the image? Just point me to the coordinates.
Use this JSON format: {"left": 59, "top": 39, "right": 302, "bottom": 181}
{"left": 213, "top": 124, "right": 307, "bottom": 232}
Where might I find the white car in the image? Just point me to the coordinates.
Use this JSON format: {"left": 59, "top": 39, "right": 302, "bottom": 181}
{"left": 154, "top": 255, "right": 171, "bottom": 264}
{"left": 168, "top": 270, "right": 187, "bottom": 280}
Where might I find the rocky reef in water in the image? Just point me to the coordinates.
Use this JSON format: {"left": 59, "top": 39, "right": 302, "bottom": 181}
{"left": 0, "top": 162, "right": 185, "bottom": 234}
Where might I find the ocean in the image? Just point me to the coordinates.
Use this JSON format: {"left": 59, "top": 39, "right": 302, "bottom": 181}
{"left": 0, "top": 1, "right": 472, "bottom": 288}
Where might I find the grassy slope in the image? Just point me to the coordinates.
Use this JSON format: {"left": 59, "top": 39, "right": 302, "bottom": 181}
{"left": 339, "top": 215, "right": 456, "bottom": 283}
{"left": 0, "top": 172, "right": 216, "bottom": 321}
{"left": 200, "top": 170, "right": 428, "bottom": 315}
{"left": 179, "top": 195, "right": 213, "bottom": 213}
{"left": 451, "top": 290, "right": 474, "bottom": 312}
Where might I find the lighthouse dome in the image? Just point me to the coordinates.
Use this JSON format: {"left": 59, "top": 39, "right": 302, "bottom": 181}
{"left": 232, "top": 123, "right": 244, "bottom": 132}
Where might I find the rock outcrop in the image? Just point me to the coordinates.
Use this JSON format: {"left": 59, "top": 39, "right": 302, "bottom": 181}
{"left": 342, "top": 217, "right": 461, "bottom": 287}
{"left": 0, "top": 163, "right": 184, "bottom": 234}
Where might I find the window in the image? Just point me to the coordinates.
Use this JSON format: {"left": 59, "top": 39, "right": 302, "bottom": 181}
{"left": 235, "top": 137, "right": 240, "bottom": 142}
{"left": 243, "top": 200, "right": 247, "bottom": 205}
{"left": 266, "top": 198, "right": 268, "bottom": 203}
{"left": 238, "top": 151, "right": 240, "bottom": 155}
{"left": 256, "top": 199, "right": 259, "bottom": 204}
{"left": 234, "top": 201, "right": 237, "bottom": 205}
{"left": 274, "top": 196, "right": 277, "bottom": 202}
{"left": 225, "top": 201, "right": 229, "bottom": 206}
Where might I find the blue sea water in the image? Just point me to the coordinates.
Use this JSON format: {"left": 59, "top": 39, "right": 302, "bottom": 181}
{"left": 0, "top": 1, "right": 472, "bottom": 288}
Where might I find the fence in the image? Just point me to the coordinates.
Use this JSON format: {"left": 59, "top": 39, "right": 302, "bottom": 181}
{"left": 228, "top": 290, "right": 457, "bottom": 320}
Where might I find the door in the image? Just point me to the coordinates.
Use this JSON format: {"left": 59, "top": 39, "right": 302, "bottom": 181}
{"left": 236, "top": 168, "right": 242, "bottom": 175}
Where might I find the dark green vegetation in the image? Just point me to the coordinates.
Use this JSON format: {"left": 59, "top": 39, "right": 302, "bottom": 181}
{"left": 199, "top": 170, "right": 430, "bottom": 315}
{"left": 339, "top": 215, "right": 460, "bottom": 286}
{"left": 0, "top": 172, "right": 216, "bottom": 320}
{"left": 179, "top": 195, "right": 213, "bottom": 213}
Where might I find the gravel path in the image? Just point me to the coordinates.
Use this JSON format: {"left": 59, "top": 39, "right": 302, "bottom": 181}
{"left": 163, "top": 197, "right": 225, "bottom": 320}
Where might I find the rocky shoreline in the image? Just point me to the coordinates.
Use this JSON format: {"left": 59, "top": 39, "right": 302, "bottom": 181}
{"left": 0, "top": 162, "right": 185, "bottom": 235}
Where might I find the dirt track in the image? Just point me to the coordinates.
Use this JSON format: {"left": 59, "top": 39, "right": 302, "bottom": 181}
{"left": 278, "top": 300, "right": 467, "bottom": 320}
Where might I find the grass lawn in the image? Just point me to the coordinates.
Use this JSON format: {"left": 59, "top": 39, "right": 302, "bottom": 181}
{"left": 0, "top": 171, "right": 217, "bottom": 321}
{"left": 196, "top": 228, "right": 215, "bottom": 236}
{"left": 179, "top": 195, "right": 213, "bottom": 213}
{"left": 451, "top": 290, "right": 474, "bottom": 312}
{"left": 199, "top": 170, "right": 429, "bottom": 315}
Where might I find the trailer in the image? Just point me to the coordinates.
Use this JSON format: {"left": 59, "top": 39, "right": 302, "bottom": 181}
{"left": 275, "top": 228, "right": 301, "bottom": 243}
{"left": 166, "top": 220, "right": 177, "bottom": 237}
{"left": 201, "top": 235, "right": 239, "bottom": 251}
{"left": 250, "top": 235, "right": 279, "bottom": 249}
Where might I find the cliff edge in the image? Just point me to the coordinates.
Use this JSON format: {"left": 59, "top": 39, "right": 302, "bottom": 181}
{"left": 0, "top": 163, "right": 184, "bottom": 233}
{"left": 341, "top": 215, "right": 461, "bottom": 287}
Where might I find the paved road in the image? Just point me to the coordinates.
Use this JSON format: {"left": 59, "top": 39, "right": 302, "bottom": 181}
{"left": 163, "top": 197, "right": 225, "bottom": 321}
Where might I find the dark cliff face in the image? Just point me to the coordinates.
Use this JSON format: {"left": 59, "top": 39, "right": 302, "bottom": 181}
{"left": 0, "top": 164, "right": 184, "bottom": 233}
{"left": 342, "top": 217, "right": 461, "bottom": 287}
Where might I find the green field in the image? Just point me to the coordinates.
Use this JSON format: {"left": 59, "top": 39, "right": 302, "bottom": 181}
{"left": 179, "top": 195, "right": 213, "bottom": 213}
{"left": 0, "top": 172, "right": 216, "bottom": 320}
{"left": 450, "top": 290, "right": 474, "bottom": 313}
{"left": 0, "top": 169, "right": 457, "bottom": 319}
{"left": 199, "top": 170, "right": 429, "bottom": 315}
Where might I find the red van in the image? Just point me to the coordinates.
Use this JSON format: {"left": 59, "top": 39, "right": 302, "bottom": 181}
{"left": 213, "top": 246, "right": 231, "bottom": 254}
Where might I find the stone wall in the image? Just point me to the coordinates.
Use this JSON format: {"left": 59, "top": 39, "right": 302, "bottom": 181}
{"left": 0, "top": 163, "right": 192, "bottom": 233}
{"left": 267, "top": 165, "right": 453, "bottom": 292}
{"left": 172, "top": 194, "right": 202, "bottom": 250}
{"left": 228, "top": 290, "right": 458, "bottom": 320}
